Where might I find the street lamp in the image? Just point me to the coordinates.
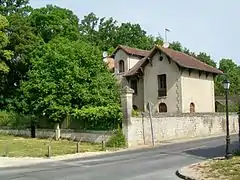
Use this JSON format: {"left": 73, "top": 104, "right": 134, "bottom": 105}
{"left": 223, "top": 79, "right": 232, "bottom": 159}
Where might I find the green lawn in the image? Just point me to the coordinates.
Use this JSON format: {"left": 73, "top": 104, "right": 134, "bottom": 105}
{"left": 199, "top": 157, "right": 240, "bottom": 180}
{"left": 0, "top": 133, "right": 104, "bottom": 157}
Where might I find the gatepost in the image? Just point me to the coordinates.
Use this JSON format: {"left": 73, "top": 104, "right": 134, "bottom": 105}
{"left": 121, "top": 86, "right": 134, "bottom": 147}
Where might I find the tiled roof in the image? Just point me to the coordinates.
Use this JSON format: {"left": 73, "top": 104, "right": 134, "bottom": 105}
{"left": 125, "top": 45, "right": 223, "bottom": 76}
{"left": 104, "top": 57, "right": 115, "bottom": 70}
{"left": 111, "top": 45, "right": 150, "bottom": 58}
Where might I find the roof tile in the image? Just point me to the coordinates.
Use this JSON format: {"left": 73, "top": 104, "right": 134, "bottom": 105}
{"left": 124, "top": 45, "right": 223, "bottom": 76}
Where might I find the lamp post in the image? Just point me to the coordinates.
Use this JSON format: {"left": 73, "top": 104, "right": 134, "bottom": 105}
{"left": 223, "top": 79, "right": 232, "bottom": 159}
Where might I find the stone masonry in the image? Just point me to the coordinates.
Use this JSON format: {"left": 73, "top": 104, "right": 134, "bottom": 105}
{"left": 120, "top": 86, "right": 239, "bottom": 148}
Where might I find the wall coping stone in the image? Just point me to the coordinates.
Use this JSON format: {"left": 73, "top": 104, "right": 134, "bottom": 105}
{"left": 133, "top": 112, "right": 238, "bottom": 118}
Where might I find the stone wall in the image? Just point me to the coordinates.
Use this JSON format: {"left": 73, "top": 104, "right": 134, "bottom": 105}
{"left": 120, "top": 85, "right": 240, "bottom": 148}
{"left": 0, "top": 128, "right": 111, "bottom": 143}
{"left": 127, "top": 113, "right": 238, "bottom": 147}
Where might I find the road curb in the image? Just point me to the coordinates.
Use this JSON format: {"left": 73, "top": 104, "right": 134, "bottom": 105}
{"left": 175, "top": 169, "right": 196, "bottom": 180}
{"left": 176, "top": 157, "right": 226, "bottom": 180}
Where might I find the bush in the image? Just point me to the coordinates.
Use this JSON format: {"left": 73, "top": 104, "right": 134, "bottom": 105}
{"left": 106, "top": 128, "right": 126, "bottom": 148}
{"left": 132, "top": 109, "right": 140, "bottom": 117}
{"left": 0, "top": 111, "right": 14, "bottom": 126}
{"left": 0, "top": 111, "right": 31, "bottom": 129}
{"left": 73, "top": 104, "right": 122, "bottom": 130}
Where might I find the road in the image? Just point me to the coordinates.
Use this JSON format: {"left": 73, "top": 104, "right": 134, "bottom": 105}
{"left": 0, "top": 135, "right": 238, "bottom": 180}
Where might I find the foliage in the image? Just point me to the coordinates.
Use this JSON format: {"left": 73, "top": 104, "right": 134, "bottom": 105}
{"left": 73, "top": 104, "right": 122, "bottom": 130}
{"left": 0, "top": 0, "right": 31, "bottom": 16}
{"left": 1, "top": 14, "right": 43, "bottom": 109}
{"left": 79, "top": 12, "right": 157, "bottom": 51}
{"left": 106, "top": 127, "right": 126, "bottom": 148}
{"left": 132, "top": 109, "right": 140, "bottom": 117}
{"left": 14, "top": 37, "right": 120, "bottom": 123}
{"left": 0, "top": 0, "right": 240, "bottom": 128}
{"left": 0, "top": 111, "right": 31, "bottom": 128}
{"left": 29, "top": 5, "right": 80, "bottom": 43}
{"left": 0, "top": 14, "right": 12, "bottom": 74}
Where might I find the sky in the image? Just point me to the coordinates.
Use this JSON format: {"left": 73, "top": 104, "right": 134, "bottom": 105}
{"left": 30, "top": 0, "right": 240, "bottom": 65}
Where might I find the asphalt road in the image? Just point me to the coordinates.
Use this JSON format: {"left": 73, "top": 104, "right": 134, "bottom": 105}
{"left": 0, "top": 135, "right": 238, "bottom": 180}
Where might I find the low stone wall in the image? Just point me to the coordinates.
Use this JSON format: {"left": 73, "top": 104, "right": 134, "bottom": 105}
{"left": 126, "top": 113, "right": 239, "bottom": 147}
{"left": 0, "top": 128, "right": 112, "bottom": 143}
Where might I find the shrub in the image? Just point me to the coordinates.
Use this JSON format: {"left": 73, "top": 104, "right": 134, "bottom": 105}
{"left": 73, "top": 104, "right": 123, "bottom": 130}
{"left": 132, "top": 109, "right": 139, "bottom": 117}
{"left": 106, "top": 127, "right": 126, "bottom": 148}
{"left": 0, "top": 111, "right": 14, "bottom": 126}
{"left": 0, "top": 111, "right": 32, "bottom": 129}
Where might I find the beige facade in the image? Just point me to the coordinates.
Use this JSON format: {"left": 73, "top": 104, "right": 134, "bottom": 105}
{"left": 112, "top": 45, "right": 221, "bottom": 113}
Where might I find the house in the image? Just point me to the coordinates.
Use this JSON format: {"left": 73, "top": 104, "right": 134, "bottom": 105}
{"left": 111, "top": 45, "right": 223, "bottom": 113}
{"left": 103, "top": 56, "right": 115, "bottom": 72}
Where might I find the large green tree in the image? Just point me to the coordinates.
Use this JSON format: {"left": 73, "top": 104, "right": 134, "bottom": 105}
{"left": 29, "top": 5, "right": 80, "bottom": 43}
{"left": 0, "top": 14, "right": 13, "bottom": 105}
{"left": 15, "top": 38, "right": 120, "bottom": 123}
{"left": 0, "top": 15, "right": 12, "bottom": 74}
{"left": 0, "top": 0, "right": 31, "bottom": 16}
{"left": 218, "top": 58, "right": 240, "bottom": 95}
{"left": 1, "top": 14, "right": 43, "bottom": 109}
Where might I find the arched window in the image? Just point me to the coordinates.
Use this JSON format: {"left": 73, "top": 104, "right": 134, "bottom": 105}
{"left": 119, "top": 60, "right": 125, "bottom": 73}
{"left": 190, "top": 103, "right": 195, "bottom": 113}
{"left": 133, "top": 105, "right": 138, "bottom": 111}
{"left": 159, "top": 103, "right": 167, "bottom": 113}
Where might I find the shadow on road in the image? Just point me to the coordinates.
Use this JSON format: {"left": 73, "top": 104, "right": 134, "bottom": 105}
{"left": 183, "top": 140, "right": 239, "bottom": 158}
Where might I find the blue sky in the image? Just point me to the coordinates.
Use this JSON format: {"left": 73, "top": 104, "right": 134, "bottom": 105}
{"left": 30, "top": 0, "right": 239, "bottom": 65}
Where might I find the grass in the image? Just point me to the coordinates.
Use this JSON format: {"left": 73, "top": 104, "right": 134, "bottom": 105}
{"left": 197, "top": 156, "right": 240, "bottom": 180}
{"left": 0, "top": 133, "right": 105, "bottom": 157}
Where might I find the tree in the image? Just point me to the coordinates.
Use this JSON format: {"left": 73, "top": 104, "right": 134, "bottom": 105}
{"left": 79, "top": 12, "right": 99, "bottom": 44}
{"left": 0, "top": 14, "right": 13, "bottom": 104}
{"left": 169, "top": 41, "right": 183, "bottom": 52}
{"left": 1, "top": 14, "right": 43, "bottom": 109}
{"left": 29, "top": 5, "right": 80, "bottom": 43}
{"left": 0, "top": 15, "right": 12, "bottom": 74}
{"left": 218, "top": 58, "right": 240, "bottom": 95}
{"left": 0, "top": 0, "right": 31, "bottom": 16}
{"left": 79, "top": 12, "right": 156, "bottom": 51}
{"left": 115, "top": 22, "right": 154, "bottom": 50}
{"left": 196, "top": 52, "right": 216, "bottom": 67}
{"left": 15, "top": 37, "right": 120, "bottom": 124}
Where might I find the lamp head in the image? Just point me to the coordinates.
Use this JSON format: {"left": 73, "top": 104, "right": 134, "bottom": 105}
{"left": 223, "top": 79, "right": 230, "bottom": 90}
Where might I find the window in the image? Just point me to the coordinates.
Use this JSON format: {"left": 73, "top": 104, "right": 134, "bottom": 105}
{"left": 190, "top": 103, "right": 195, "bottom": 113}
{"left": 133, "top": 105, "right": 138, "bottom": 111}
{"left": 130, "top": 79, "right": 138, "bottom": 94}
{"left": 157, "top": 74, "right": 167, "bottom": 97}
{"left": 159, "top": 103, "right": 167, "bottom": 113}
{"left": 119, "top": 60, "right": 125, "bottom": 73}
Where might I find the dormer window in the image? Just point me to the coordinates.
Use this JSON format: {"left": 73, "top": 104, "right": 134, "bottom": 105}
{"left": 119, "top": 60, "right": 125, "bottom": 73}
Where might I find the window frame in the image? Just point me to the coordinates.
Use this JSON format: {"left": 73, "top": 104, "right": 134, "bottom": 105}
{"left": 130, "top": 79, "right": 138, "bottom": 95}
{"left": 157, "top": 74, "right": 167, "bottom": 97}
{"left": 159, "top": 103, "right": 167, "bottom": 113}
{"left": 119, "top": 60, "right": 125, "bottom": 73}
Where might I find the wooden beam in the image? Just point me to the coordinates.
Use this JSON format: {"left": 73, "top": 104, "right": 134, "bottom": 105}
{"left": 177, "top": 64, "right": 183, "bottom": 75}
{"left": 167, "top": 56, "right": 171, "bottom": 64}
{"left": 199, "top": 71, "right": 202, "bottom": 78}
{"left": 206, "top": 72, "right": 209, "bottom": 78}
{"left": 188, "top": 69, "right": 192, "bottom": 76}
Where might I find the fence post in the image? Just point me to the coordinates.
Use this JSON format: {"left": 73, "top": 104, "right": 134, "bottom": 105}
{"left": 141, "top": 112, "right": 146, "bottom": 145}
{"left": 77, "top": 142, "right": 80, "bottom": 153}
{"left": 55, "top": 123, "right": 60, "bottom": 141}
{"left": 147, "top": 101, "right": 155, "bottom": 146}
{"left": 47, "top": 144, "right": 51, "bottom": 158}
